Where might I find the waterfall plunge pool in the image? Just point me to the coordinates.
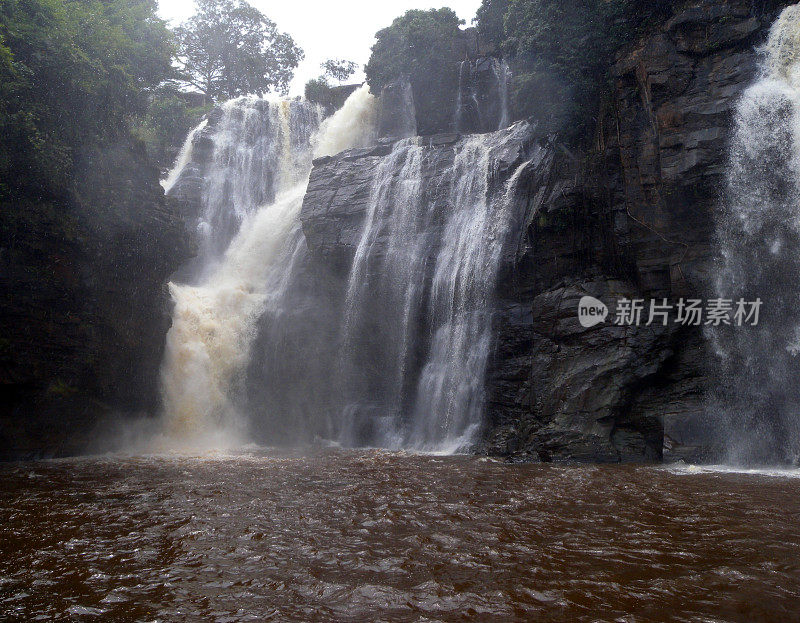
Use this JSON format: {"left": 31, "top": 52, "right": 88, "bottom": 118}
{"left": 1, "top": 449, "right": 799, "bottom": 622}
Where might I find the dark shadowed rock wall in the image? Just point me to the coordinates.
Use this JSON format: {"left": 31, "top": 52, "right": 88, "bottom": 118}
{"left": 484, "top": 0, "right": 789, "bottom": 463}
{"left": 304, "top": 0, "right": 791, "bottom": 463}
{"left": 0, "top": 140, "right": 193, "bottom": 459}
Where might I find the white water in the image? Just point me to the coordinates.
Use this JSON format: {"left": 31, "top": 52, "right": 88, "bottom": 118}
{"left": 339, "top": 123, "right": 531, "bottom": 451}
{"left": 495, "top": 59, "right": 511, "bottom": 130}
{"left": 158, "top": 87, "right": 377, "bottom": 451}
{"left": 409, "top": 147, "right": 530, "bottom": 450}
{"left": 712, "top": 4, "right": 800, "bottom": 464}
{"left": 313, "top": 84, "right": 377, "bottom": 158}
{"left": 665, "top": 464, "right": 800, "bottom": 479}
{"left": 161, "top": 119, "right": 207, "bottom": 194}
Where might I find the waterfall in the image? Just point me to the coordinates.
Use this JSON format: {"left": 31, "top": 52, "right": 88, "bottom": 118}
{"left": 495, "top": 59, "right": 511, "bottom": 130}
{"left": 193, "top": 99, "right": 320, "bottom": 269}
{"left": 712, "top": 4, "right": 800, "bottom": 464}
{"left": 338, "top": 123, "right": 531, "bottom": 452}
{"left": 407, "top": 137, "right": 529, "bottom": 451}
{"left": 161, "top": 119, "right": 208, "bottom": 194}
{"left": 455, "top": 61, "right": 474, "bottom": 133}
{"left": 159, "top": 88, "right": 377, "bottom": 450}
{"left": 313, "top": 84, "right": 377, "bottom": 157}
{"left": 455, "top": 58, "right": 512, "bottom": 134}
{"left": 156, "top": 78, "right": 528, "bottom": 454}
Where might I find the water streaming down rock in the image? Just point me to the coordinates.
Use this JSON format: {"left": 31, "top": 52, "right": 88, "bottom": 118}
{"left": 711, "top": 4, "right": 800, "bottom": 464}
{"left": 496, "top": 59, "right": 511, "bottom": 130}
{"left": 337, "top": 123, "right": 532, "bottom": 451}
{"left": 158, "top": 80, "right": 530, "bottom": 452}
{"left": 455, "top": 58, "right": 511, "bottom": 134}
{"left": 408, "top": 140, "right": 530, "bottom": 451}
{"left": 161, "top": 119, "right": 208, "bottom": 194}
{"left": 159, "top": 88, "right": 376, "bottom": 448}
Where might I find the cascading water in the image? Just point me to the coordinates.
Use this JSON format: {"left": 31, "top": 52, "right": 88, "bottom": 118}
{"left": 159, "top": 86, "right": 376, "bottom": 449}
{"left": 158, "top": 78, "right": 528, "bottom": 454}
{"left": 455, "top": 58, "right": 511, "bottom": 134}
{"left": 408, "top": 135, "right": 529, "bottom": 451}
{"left": 338, "top": 123, "right": 532, "bottom": 452}
{"left": 496, "top": 59, "right": 511, "bottom": 130}
{"left": 193, "top": 99, "right": 319, "bottom": 269}
{"left": 161, "top": 119, "right": 208, "bottom": 194}
{"left": 712, "top": 4, "right": 800, "bottom": 464}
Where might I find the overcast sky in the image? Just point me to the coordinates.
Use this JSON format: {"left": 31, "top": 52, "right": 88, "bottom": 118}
{"left": 157, "top": 0, "right": 483, "bottom": 95}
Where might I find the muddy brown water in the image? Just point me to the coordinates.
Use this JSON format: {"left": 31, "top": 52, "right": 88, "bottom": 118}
{"left": 1, "top": 449, "right": 799, "bottom": 622}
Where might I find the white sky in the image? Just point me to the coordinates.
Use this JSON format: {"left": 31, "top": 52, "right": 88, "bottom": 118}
{"left": 157, "top": 0, "right": 483, "bottom": 95}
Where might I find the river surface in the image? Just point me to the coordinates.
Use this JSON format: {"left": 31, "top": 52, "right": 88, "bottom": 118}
{"left": 1, "top": 450, "right": 799, "bottom": 622}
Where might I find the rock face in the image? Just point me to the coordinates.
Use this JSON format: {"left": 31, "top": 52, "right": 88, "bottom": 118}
{"left": 0, "top": 140, "right": 193, "bottom": 459}
{"left": 301, "top": 0, "right": 789, "bottom": 462}
{"left": 484, "top": 0, "right": 789, "bottom": 462}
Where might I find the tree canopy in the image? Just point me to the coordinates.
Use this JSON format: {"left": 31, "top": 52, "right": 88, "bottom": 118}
{"left": 175, "top": 0, "right": 303, "bottom": 100}
{"left": 365, "top": 8, "right": 464, "bottom": 134}
{"left": 365, "top": 8, "right": 464, "bottom": 94}
{"left": 0, "top": 0, "right": 174, "bottom": 199}
{"left": 321, "top": 59, "right": 358, "bottom": 84}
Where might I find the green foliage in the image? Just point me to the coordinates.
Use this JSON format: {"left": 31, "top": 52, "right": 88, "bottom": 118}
{"left": 0, "top": 0, "right": 174, "bottom": 200}
{"left": 321, "top": 58, "right": 358, "bottom": 84}
{"left": 305, "top": 59, "right": 358, "bottom": 114}
{"left": 365, "top": 8, "right": 463, "bottom": 94}
{"left": 175, "top": 0, "right": 303, "bottom": 99}
{"left": 304, "top": 78, "right": 335, "bottom": 109}
{"left": 365, "top": 8, "right": 465, "bottom": 134}
{"left": 304, "top": 79, "right": 358, "bottom": 116}
{"left": 131, "top": 85, "right": 210, "bottom": 170}
{"left": 476, "top": 0, "right": 674, "bottom": 134}
{"left": 474, "top": 0, "right": 508, "bottom": 48}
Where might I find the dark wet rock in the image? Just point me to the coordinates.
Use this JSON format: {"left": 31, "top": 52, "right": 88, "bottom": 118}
{"left": 482, "top": 0, "right": 790, "bottom": 463}
{"left": 0, "top": 140, "right": 193, "bottom": 460}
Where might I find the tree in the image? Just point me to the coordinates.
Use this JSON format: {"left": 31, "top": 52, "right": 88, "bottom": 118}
{"left": 321, "top": 59, "right": 358, "bottom": 84}
{"left": 0, "top": 0, "right": 174, "bottom": 198}
{"left": 132, "top": 84, "right": 211, "bottom": 171}
{"left": 175, "top": 0, "right": 303, "bottom": 100}
{"left": 365, "top": 9, "right": 463, "bottom": 94}
{"left": 365, "top": 9, "right": 464, "bottom": 134}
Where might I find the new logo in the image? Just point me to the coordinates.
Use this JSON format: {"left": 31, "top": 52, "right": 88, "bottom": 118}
{"left": 578, "top": 296, "right": 608, "bottom": 328}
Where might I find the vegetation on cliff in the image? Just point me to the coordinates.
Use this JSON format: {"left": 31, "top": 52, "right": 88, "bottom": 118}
{"left": 0, "top": 0, "right": 173, "bottom": 201}
{"left": 365, "top": 8, "right": 465, "bottom": 135}
{"left": 0, "top": 0, "right": 191, "bottom": 455}
{"left": 362, "top": 2, "right": 681, "bottom": 135}
{"left": 475, "top": 0, "right": 675, "bottom": 133}
{"left": 365, "top": 9, "right": 464, "bottom": 94}
{"left": 304, "top": 59, "right": 359, "bottom": 114}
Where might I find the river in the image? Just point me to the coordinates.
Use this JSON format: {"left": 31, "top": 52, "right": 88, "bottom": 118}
{"left": 1, "top": 451, "right": 798, "bottom": 622}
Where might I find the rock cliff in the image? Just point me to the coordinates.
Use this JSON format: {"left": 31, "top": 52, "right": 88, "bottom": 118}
{"left": 485, "top": 0, "right": 787, "bottom": 462}
{"left": 0, "top": 140, "right": 193, "bottom": 459}
{"left": 301, "top": 0, "right": 790, "bottom": 462}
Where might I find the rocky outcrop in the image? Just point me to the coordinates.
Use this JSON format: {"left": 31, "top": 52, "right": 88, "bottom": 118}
{"left": 300, "top": 0, "right": 788, "bottom": 463}
{"left": 0, "top": 140, "right": 193, "bottom": 459}
{"left": 301, "top": 130, "right": 530, "bottom": 269}
{"left": 483, "top": 0, "right": 788, "bottom": 463}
